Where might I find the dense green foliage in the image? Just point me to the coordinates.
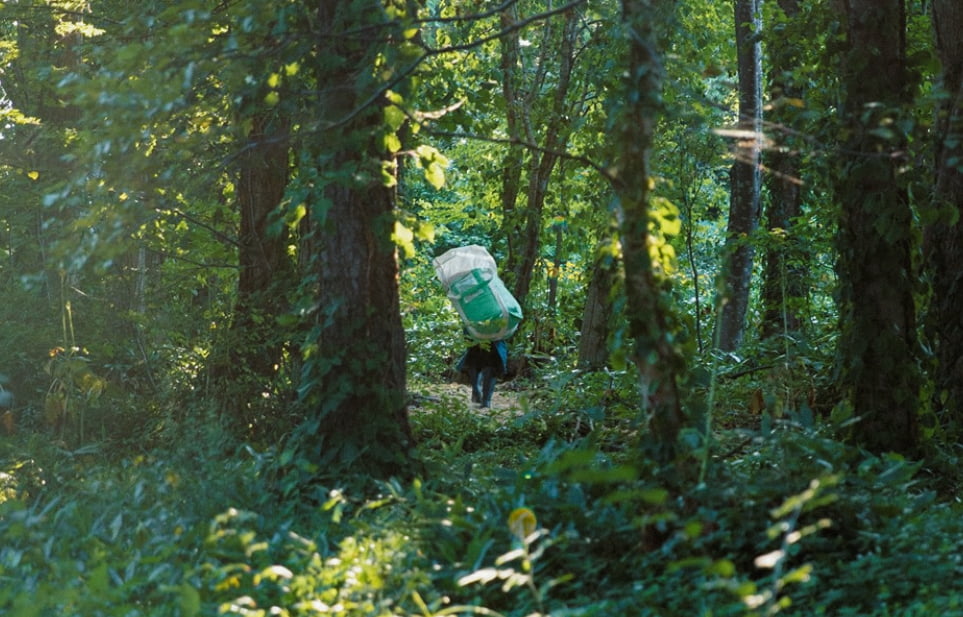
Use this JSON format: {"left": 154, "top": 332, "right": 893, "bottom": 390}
{"left": 3, "top": 393, "right": 963, "bottom": 615}
{"left": 2, "top": 0, "right": 963, "bottom": 615}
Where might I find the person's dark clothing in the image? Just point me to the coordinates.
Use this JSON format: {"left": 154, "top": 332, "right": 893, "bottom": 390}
{"left": 457, "top": 340, "right": 507, "bottom": 408}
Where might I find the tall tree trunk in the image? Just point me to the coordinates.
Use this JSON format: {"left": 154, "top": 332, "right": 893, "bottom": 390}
{"left": 204, "top": 109, "right": 294, "bottom": 435}
{"left": 511, "top": 11, "right": 577, "bottom": 306}
{"left": 925, "top": 0, "right": 963, "bottom": 433}
{"left": 835, "top": 0, "right": 920, "bottom": 455}
{"left": 761, "top": 0, "right": 805, "bottom": 340}
{"left": 295, "top": 0, "right": 413, "bottom": 477}
{"left": 716, "top": 0, "right": 762, "bottom": 351}
{"left": 228, "top": 113, "right": 293, "bottom": 379}
{"left": 500, "top": 6, "right": 527, "bottom": 290}
{"left": 577, "top": 241, "right": 618, "bottom": 370}
{"left": 616, "top": 0, "right": 685, "bottom": 465}
{"left": 312, "top": 166, "right": 411, "bottom": 470}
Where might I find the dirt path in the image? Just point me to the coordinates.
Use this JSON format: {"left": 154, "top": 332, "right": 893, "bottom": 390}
{"left": 411, "top": 382, "right": 527, "bottom": 417}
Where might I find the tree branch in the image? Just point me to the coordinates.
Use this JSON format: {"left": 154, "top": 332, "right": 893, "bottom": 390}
{"left": 328, "top": 0, "right": 589, "bottom": 130}
{"left": 421, "top": 127, "right": 615, "bottom": 184}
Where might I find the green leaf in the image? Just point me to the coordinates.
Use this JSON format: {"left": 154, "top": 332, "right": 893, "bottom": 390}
{"left": 88, "top": 562, "right": 110, "bottom": 595}
{"left": 424, "top": 161, "right": 445, "bottom": 189}
{"left": 179, "top": 583, "right": 201, "bottom": 617}
{"left": 384, "top": 132, "right": 402, "bottom": 154}
{"left": 781, "top": 564, "right": 813, "bottom": 585}
{"left": 708, "top": 558, "right": 736, "bottom": 577}
{"left": 393, "top": 221, "right": 416, "bottom": 258}
{"left": 384, "top": 105, "right": 406, "bottom": 131}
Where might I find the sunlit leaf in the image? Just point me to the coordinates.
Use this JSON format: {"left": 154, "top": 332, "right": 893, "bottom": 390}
{"left": 507, "top": 507, "right": 536, "bottom": 541}
{"left": 709, "top": 559, "right": 737, "bottom": 577}
{"left": 384, "top": 132, "right": 401, "bottom": 153}
{"left": 424, "top": 161, "right": 445, "bottom": 189}
{"left": 393, "top": 221, "right": 415, "bottom": 258}
{"left": 384, "top": 105, "right": 406, "bottom": 131}
{"left": 416, "top": 221, "right": 435, "bottom": 242}
{"left": 754, "top": 549, "right": 784, "bottom": 569}
{"left": 781, "top": 564, "right": 813, "bottom": 585}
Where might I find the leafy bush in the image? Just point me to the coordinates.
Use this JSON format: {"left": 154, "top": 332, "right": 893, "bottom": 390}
{"left": 3, "top": 387, "right": 963, "bottom": 617}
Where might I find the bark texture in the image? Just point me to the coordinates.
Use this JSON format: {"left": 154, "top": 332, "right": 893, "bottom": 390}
{"left": 616, "top": 0, "right": 685, "bottom": 465}
{"left": 835, "top": 0, "right": 920, "bottom": 454}
{"left": 925, "top": 0, "right": 963, "bottom": 432}
{"left": 297, "top": 0, "right": 413, "bottom": 475}
{"left": 577, "top": 243, "right": 618, "bottom": 370}
{"left": 761, "top": 0, "right": 805, "bottom": 340}
{"left": 716, "top": 0, "right": 762, "bottom": 351}
{"left": 230, "top": 114, "right": 293, "bottom": 381}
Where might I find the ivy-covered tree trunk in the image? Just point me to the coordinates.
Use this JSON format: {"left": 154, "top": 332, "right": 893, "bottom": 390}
{"left": 311, "top": 165, "right": 412, "bottom": 471}
{"left": 925, "top": 0, "right": 963, "bottom": 433}
{"left": 716, "top": 0, "right": 762, "bottom": 352}
{"left": 835, "top": 0, "right": 920, "bottom": 454}
{"left": 616, "top": 0, "right": 685, "bottom": 465}
{"left": 760, "top": 0, "right": 805, "bottom": 340}
{"left": 294, "top": 0, "right": 413, "bottom": 477}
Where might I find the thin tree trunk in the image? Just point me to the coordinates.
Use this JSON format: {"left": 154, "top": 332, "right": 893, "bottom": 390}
{"left": 500, "top": 6, "right": 526, "bottom": 287}
{"left": 500, "top": 6, "right": 579, "bottom": 309}
{"left": 835, "top": 0, "right": 920, "bottom": 454}
{"left": 680, "top": 181, "right": 706, "bottom": 353}
{"left": 577, "top": 241, "right": 618, "bottom": 370}
{"left": 716, "top": 0, "right": 762, "bottom": 352}
{"left": 761, "top": 0, "right": 805, "bottom": 340}
{"left": 547, "top": 221, "right": 563, "bottom": 315}
{"left": 925, "top": 0, "right": 963, "bottom": 432}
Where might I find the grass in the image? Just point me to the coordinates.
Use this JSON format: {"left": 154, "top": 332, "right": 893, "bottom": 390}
{"left": 2, "top": 369, "right": 963, "bottom": 616}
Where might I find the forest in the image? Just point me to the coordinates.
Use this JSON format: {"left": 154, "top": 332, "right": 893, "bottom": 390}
{"left": 1, "top": 0, "right": 963, "bottom": 614}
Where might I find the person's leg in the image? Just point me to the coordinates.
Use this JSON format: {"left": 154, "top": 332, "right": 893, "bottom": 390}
{"left": 480, "top": 367, "right": 496, "bottom": 408}
{"left": 468, "top": 367, "right": 482, "bottom": 403}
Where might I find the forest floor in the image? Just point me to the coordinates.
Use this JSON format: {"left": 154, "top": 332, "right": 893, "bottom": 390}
{"left": 6, "top": 373, "right": 963, "bottom": 616}
{"left": 411, "top": 381, "right": 526, "bottom": 416}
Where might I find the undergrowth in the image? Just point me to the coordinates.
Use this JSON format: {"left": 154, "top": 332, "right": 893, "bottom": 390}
{"left": 2, "top": 366, "right": 963, "bottom": 616}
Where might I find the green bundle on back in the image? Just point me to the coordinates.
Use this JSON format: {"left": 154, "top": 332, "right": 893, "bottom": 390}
{"left": 433, "top": 245, "right": 523, "bottom": 341}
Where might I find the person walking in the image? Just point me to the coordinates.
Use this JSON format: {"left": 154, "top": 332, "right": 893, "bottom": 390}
{"left": 457, "top": 339, "right": 507, "bottom": 408}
